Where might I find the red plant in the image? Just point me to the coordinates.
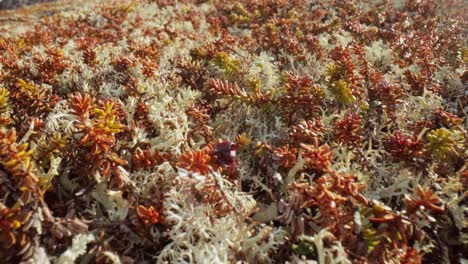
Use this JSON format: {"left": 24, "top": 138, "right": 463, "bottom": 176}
{"left": 112, "top": 55, "right": 137, "bottom": 72}
{"left": 33, "top": 48, "right": 69, "bottom": 84}
{"left": 330, "top": 46, "right": 363, "bottom": 95}
{"left": 0, "top": 207, "right": 23, "bottom": 248}
{"left": 206, "top": 78, "right": 247, "bottom": 98}
{"left": 0, "top": 128, "right": 40, "bottom": 202}
{"left": 461, "top": 170, "right": 468, "bottom": 190}
{"left": 272, "top": 145, "right": 298, "bottom": 168}
{"left": 334, "top": 112, "right": 364, "bottom": 148}
{"left": 186, "top": 104, "right": 211, "bottom": 125}
{"left": 76, "top": 37, "right": 99, "bottom": 67}
{"left": 68, "top": 93, "right": 129, "bottom": 185}
{"left": 177, "top": 149, "right": 211, "bottom": 175}
{"left": 400, "top": 246, "right": 422, "bottom": 264}
{"left": 300, "top": 138, "right": 333, "bottom": 172}
{"left": 404, "top": 185, "right": 444, "bottom": 214}
{"left": 285, "top": 171, "right": 367, "bottom": 239}
{"left": 9, "top": 79, "right": 60, "bottom": 121}
{"left": 289, "top": 117, "right": 325, "bottom": 144}
{"left": 137, "top": 205, "right": 161, "bottom": 226}
{"left": 366, "top": 210, "right": 419, "bottom": 263}
{"left": 74, "top": 99, "right": 123, "bottom": 155}
{"left": 128, "top": 39, "right": 160, "bottom": 60}
{"left": 403, "top": 70, "right": 441, "bottom": 96}
{"left": 69, "top": 93, "right": 93, "bottom": 121}
{"left": 329, "top": 172, "right": 368, "bottom": 205}
{"left": 369, "top": 81, "right": 405, "bottom": 115}
{"left": 384, "top": 131, "right": 424, "bottom": 161}
{"left": 432, "top": 108, "right": 464, "bottom": 128}
{"left": 279, "top": 73, "right": 323, "bottom": 123}
{"left": 199, "top": 178, "right": 233, "bottom": 216}
{"left": 141, "top": 59, "right": 158, "bottom": 78}
{"left": 132, "top": 147, "right": 166, "bottom": 171}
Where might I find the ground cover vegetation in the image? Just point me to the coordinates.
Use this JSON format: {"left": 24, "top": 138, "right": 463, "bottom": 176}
{"left": 0, "top": 0, "right": 466, "bottom": 263}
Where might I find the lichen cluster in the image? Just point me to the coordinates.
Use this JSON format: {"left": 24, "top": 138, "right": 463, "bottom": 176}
{"left": 0, "top": 0, "right": 467, "bottom": 263}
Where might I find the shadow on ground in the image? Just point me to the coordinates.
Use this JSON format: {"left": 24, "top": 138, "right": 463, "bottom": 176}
{"left": 0, "top": 0, "right": 56, "bottom": 10}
